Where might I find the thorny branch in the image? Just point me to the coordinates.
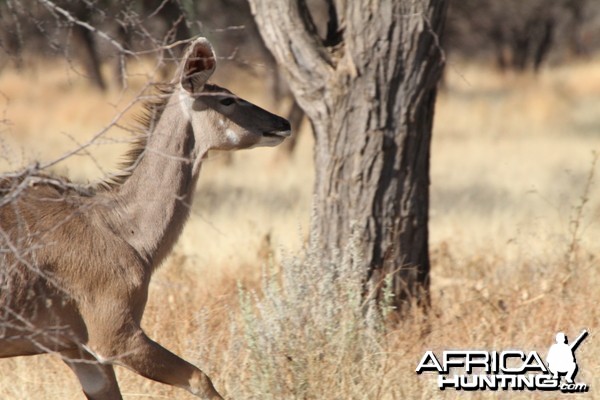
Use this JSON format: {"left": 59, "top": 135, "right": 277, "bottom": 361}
{"left": 37, "top": 0, "right": 135, "bottom": 56}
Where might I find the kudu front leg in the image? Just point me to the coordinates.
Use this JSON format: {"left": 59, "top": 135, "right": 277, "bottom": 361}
{"left": 110, "top": 329, "right": 223, "bottom": 400}
{"left": 61, "top": 349, "right": 123, "bottom": 400}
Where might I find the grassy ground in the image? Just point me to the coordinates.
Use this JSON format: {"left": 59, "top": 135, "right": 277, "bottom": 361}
{"left": 1, "top": 54, "right": 600, "bottom": 399}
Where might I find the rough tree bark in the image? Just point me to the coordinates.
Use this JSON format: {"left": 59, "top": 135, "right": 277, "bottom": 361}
{"left": 249, "top": 0, "right": 447, "bottom": 310}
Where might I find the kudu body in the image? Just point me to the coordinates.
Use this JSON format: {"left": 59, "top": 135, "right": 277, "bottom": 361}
{"left": 0, "top": 38, "right": 290, "bottom": 399}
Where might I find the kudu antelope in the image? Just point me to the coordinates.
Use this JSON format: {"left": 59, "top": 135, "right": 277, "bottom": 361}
{"left": 0, "top": 37, "right": 290, "bottom": 399}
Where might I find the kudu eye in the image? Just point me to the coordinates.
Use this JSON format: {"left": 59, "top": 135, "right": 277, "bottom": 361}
{"left": 219, "top": 97, "right": 235, "bottom": 106}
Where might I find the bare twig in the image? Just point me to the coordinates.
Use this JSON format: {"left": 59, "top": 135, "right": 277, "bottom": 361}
{"left": 561, "top": 151, "right": 598, "bottom": 287}
{"left": 37, "top": 0, "right": 135, "bottom": 57}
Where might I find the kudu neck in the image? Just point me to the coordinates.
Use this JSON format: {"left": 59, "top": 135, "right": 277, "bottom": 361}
{"left": 110, "top": 93, "right": 204, "bottom": 268}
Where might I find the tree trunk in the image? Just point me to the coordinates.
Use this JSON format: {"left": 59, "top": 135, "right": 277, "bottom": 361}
{"left": 249, "top": 0, "right": 447, "bottom": 311}
{"left": 72, "top": 24, "right": 106, "bottom": 91}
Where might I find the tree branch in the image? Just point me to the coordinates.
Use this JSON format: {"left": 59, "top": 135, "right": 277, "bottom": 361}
{"left": 248, "top": 0, "right": 333, "bottom": 92}
{"left": 37, "top": 0, "right": 135, "bottom": 57}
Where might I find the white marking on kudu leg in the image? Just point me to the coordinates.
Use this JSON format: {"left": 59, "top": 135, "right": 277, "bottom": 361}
{"left": 83, "top": 345, "right": 109, "bottom": 363}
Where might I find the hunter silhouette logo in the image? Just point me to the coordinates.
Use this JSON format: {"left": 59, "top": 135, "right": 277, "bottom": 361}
{"left": 547, "top": 330, "right": 588, "bottom": 384}
{"left": 416, "top": 329, "right": 589, "bottom": 393}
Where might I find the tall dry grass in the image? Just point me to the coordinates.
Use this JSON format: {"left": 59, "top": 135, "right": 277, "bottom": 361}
{"left": 1, "top": 55, "right": 600, "bottom": 399}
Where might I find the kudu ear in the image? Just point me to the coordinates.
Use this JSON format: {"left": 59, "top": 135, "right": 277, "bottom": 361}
{"left": 180, "top": 38, "right": 216, "bottom": 94}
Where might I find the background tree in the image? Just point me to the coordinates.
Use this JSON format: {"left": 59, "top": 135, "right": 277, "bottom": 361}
{"left": 249, "top": 0, "right": 448, "bottom": 310}
{"left": 445, "top": 0, "right": 600, "bottom": 71}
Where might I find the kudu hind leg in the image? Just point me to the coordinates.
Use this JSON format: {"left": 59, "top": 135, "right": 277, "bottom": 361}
{"left": 61, "top": 349, "right": 122, "bottom": 400}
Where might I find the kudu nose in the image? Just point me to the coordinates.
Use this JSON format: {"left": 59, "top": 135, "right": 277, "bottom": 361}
{"left": 262, "top": 115, "right": 291, "bottom": 140}
{"left": 271, "top": 118, "right": 291, "bottom": 137}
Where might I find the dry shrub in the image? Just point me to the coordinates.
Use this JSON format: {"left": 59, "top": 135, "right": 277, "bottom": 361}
{"left": 216, "top": 233, "right": 393, "bottom": 399}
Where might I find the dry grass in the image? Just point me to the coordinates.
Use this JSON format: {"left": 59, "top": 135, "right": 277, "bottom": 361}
{"left": 1, "top": 54, "right": 600, "bottom": 399}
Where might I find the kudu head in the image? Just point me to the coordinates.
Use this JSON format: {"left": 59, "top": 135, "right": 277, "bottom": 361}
{"left": 176, "top": 37, "right": 291, "bottom": 153}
